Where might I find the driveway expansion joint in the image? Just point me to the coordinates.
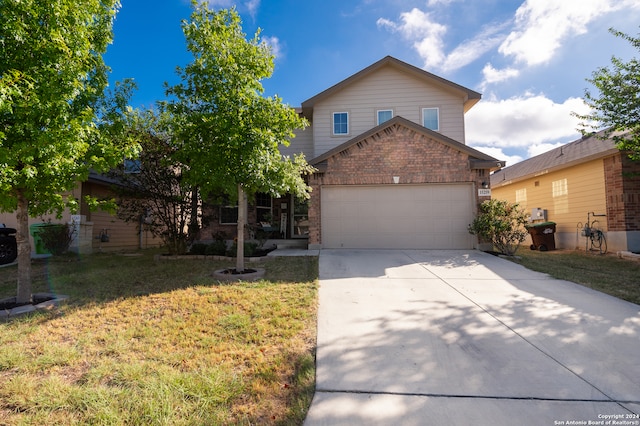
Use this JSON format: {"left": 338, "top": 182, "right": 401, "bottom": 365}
{"left": 315, "top": 389, "right": 640, "bottom": 405}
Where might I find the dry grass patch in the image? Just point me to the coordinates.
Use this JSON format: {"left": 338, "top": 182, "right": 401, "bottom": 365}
{"left": 0, "top": 251, "right": 318, "bottom": 425}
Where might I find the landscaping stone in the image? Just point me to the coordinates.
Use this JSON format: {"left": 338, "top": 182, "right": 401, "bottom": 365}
{"left": 0, "top": 293, "right": 69, "bottom": 322}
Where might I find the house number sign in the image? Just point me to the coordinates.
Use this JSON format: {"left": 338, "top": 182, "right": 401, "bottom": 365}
{"left": 478, "top": 188, "right": 491, "bottom": 197}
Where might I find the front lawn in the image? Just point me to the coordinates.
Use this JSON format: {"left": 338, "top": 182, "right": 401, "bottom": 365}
{"left": 508, "top": 248, "right": 640, "bottom": 305}
{"left": 0, "top": 251, "right": 318, "bottom": 425}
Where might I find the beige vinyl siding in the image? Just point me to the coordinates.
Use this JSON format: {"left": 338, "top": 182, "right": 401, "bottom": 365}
{"left": 311, "top": 66, "right": 467, "bottom": 158}
{"left": 492, "top": 159, "right": 608, "bottom": 236}
{"left": 281, "top": 126, "right": 314, "bottom": 160}
{"left": 83, "top": 183, "right": 162, "bottom": 252}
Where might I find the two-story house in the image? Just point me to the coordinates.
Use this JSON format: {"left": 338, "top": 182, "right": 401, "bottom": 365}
{"left": 274, "top": 55, "right": 505, "bottom": 249}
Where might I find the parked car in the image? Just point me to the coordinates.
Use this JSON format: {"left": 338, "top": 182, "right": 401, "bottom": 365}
{"left": 0, "top": 225, "right": 17, "bottom": 265}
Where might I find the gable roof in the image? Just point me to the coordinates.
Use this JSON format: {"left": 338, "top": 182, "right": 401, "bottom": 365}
{"left": 310, "top": 115, "right": 504, "bottom": 170}
{"left": 490, "top": 130, "right": 620, "bottom": 186}
{"left": 300, "top": 56, "right": 482, "bottom": 119}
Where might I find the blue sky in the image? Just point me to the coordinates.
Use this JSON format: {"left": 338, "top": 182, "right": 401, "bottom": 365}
{"left": 104, "top": 0, "right": 640, "bottom": 166}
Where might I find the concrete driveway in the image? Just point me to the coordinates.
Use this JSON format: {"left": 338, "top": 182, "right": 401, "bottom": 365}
{"left": 304, "top": 250, "right": 640, "bottom": 426}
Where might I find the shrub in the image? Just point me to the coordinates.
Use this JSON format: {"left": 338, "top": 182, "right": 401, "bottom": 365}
{"left": 205, "top": 240, "right": 227, "bottom": 256}
{"left": 37, "top": 223, "right": 74, "bottom": 255}
{"left": 226, "top": 241, "right": 259, "bottom": 257}
{"left": 468, "top": 199, "right": 529, "bottom": 256}
{"left": 189, "top": 243, "right": 208, "bottom": 255}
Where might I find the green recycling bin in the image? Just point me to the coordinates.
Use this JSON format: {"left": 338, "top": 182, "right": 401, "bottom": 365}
{"left": 525, "top": 221, "right": 556, "bottom": 251}
{"left": 29, "top": 223, "right": 51, "bottom": 254}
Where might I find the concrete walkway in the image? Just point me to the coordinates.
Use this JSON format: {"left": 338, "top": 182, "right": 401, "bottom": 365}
{"left": 304, "top": 250, "right": 640, "bottom": 426}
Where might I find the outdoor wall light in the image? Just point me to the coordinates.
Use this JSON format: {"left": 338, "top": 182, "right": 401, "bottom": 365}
{"left": 393, "top": 176, "right": 400, "bottom": 184}
{"left": 481, "top": 181, "right": 489, "bottom": 189}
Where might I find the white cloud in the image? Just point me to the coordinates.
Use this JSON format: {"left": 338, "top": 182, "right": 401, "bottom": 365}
{"left": 465, "top": 94, "right": 590, "bottom": 147}
{"left": 262, "top": 35, "right": 282, "bottom": 60}
{"left": 441, "top": 26, "right": 506, "bottom": 72}
{"left": 378, "top": 8, "right": 507, "bottom": 73}
{"left": 377, "top": 9, "right": 447, "bottom": 70}
{"left": 245, "top": 0, "right": 260, "bottom": 17}
{"left": 481, "top": 64, "right": 519, "bottom": 85}
{"left": 498, "top": 0, "right": 617, "bottom": 66}
{"left": 527, "top": 142, "right": 565, "bottom": 158}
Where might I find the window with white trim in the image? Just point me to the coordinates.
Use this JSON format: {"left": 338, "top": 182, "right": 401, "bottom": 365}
{"left": 422, "top": 107, "right": 439, "bottom": 131}
{"left": 333, "top": 112, "right": 349, "bottom": 135}
{"left": 377, "top": 109, "right": 393, "bottom": 125}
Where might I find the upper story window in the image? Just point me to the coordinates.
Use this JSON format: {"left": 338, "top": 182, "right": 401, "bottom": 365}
{"left": 377, "top": 109, "right": 393, "bottom": 125}
{"left": 422, "top": 107, "right": 439, "bottom": 131}
{"left": 333, "top": 112, "right": 349, "bottom": 135}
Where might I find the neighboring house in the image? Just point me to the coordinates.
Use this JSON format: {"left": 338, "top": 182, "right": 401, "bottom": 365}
{"left": 277, "top": 55, "right": 504, "bottom": 249}
{"left": 0, "top": 172, "right": 162, "bottom": 255}
{"left": 490, "top": 130, "right": 640, "bottom": 253}
{"left": 79, "top": 172, "right": 162, "bottom": 252}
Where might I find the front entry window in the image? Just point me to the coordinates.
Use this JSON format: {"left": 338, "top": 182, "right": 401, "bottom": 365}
{"left": 293, "top": 197, "right": 309, "bottom": 237}
{"left": 255, "top": 192, "right": 272, "bottom": 223}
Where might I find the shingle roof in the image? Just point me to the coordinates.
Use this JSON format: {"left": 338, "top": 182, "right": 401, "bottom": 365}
{"left": 490, "top": 130, "right": 620, "bottom": 186}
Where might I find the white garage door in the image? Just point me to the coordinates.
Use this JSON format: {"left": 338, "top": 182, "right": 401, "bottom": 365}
{"left": 321, "top": 184, "right": 475, "bottom": 249}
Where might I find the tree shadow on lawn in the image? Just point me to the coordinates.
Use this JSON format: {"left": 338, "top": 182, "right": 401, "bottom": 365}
{"left": 0, "top": 252, "right": 318, "bottom": 313}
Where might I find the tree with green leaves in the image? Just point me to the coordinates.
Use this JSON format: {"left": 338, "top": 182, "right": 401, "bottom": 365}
{"left": 468, "top": 199, "right": 529, "bottom": 256}
{"left": 574, "top": 27, "right": 640, "bottom": 161}
{"left": 163, "top": 3, "right": 313, "bottom": 273}
{"left": 108, "top": 110, "right": 199, "bottom": 255}
{"left": 0, "top": 0, "right": 138, "bottom": 304}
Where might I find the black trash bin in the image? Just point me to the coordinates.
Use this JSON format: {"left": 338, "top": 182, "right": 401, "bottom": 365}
{"left": 0, "top": 227, "right": 18, "bottom": 265}
{"left": 525, "top": 222, "right": 556, "bottom": 251}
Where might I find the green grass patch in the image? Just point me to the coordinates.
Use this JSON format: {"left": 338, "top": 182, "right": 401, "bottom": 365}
{"left": 508, "top": 248, "right": 640, "bottom": 305}
{"left": 0, "top": 250, "right": 318, "bottom": 425}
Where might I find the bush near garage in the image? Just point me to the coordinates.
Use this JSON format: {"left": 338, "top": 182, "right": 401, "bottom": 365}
{"left": 468, "top": 199, "right": 529, "bottom": 256}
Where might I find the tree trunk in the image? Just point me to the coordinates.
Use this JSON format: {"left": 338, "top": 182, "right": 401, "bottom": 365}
{"left": 16, "top": 191, "right": 32, "bottom": 304}
{"left": 188, "top": 186, "right": 199, "bottom": 244}
{"left": 236, "top": 184, "right": 246, "bottom": 273}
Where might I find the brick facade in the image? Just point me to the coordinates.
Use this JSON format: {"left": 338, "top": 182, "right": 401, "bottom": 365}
{"left": 604, "top": 154, "right": 640, "bottom": 232}
{"left": 308, "top": 121, "right": 491, "bottom": 246}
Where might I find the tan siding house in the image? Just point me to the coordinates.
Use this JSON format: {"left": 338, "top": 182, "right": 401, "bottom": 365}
{"left": 286, "top": 56, "right": 503, "bottom": 249}
{"left": 0, "top": 177, "right": 162, "bottom": 256}
{"left": 80, "top": 181, "right": 162, "bottom": 252}
{"left": 491, "top": 131, "right": 640, "bottom": 253}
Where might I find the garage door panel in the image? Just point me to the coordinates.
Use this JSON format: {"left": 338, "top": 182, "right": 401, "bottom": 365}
{"left": 321, "top": 184, "right": 474, "bottom": 249}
